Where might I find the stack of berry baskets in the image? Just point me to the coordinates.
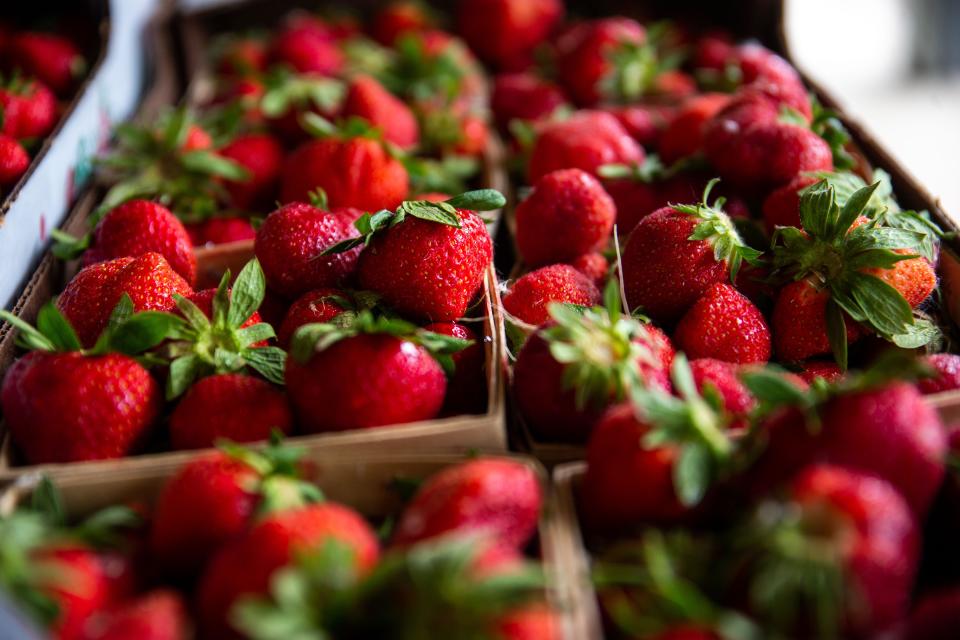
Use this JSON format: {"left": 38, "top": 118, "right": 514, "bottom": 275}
{"left": 0, "top": 2, "right": 512, "bottom": 480}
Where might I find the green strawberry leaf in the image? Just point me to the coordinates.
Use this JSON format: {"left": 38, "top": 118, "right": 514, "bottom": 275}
{"left": 173, "top": 294, "right": 212, "bottom": 332}
{"left": 30, "top": 477, "right": 66, "bottom": 526}
{"left": 674, "top": 443, "right": 710, "bottom": 507}
{"left": 845, "top": 272, "right": 914, "bottom": 337}
{"left": 181, "top": 150, "right": 251, "bottom": 182}
{"left": 824, "top": 298, "right": 849, "bottom": 372}
{"left": 891, "top": 317, "right": 941, "bottom": 349}
{"left": 0, "top": 309, "right": 56, "bottom": 352}
{"left": 50, "top": 229, "right": 90, "bottom": 261}
{"left": 399, "top": 200, "right": 461, "bottom": 227}
{"left": 229, "top": 259, "right": 267, "bottom": 329}
{"left": 167, "top": 353, "right": 203, "bottom": 399}
{"left": 444, "top": 189, "right": 506, "bottom": 212}
{"left": 243, "top": 346, "right": 288, "bottom": 385}
{"left": 833, "top": 181, "right": 879, "bottom": 236}
{"left": 237, "top": 323, "right": 277, "bottom": 347}
{"left": 162, "top": 106, "right": 190, "bottom": 149}
{"left": 36, "top": 303, "right": 82, "bottom": 352}
{"left": 107, "top": 311, "right": 185, "bottom": 356}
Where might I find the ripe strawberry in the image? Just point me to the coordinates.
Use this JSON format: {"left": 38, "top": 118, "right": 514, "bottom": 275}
{"left": 674, "top": 283, "right": 772, "bottom": 364}
{"left": 190, "top": 216, "right": 256, "bottom": 246}
{"left": 621, "top": 181, "right": 761, "bottom": 323}
{"left": 197, "top": 502, "right": 379, "bottom": 638}
{"left": 601, "top": 170, "right": 705, "bottom": 234}
{"left": 761, "top": 173, "right": 820, "bottom": 231}
{"left": 528, "top": 110, "right": 644, "bottom": 183}
{"left": 796, "top": 360, "right": 844, "bottom": 384}
{"left": 515, "top": 168, "right": 615, "bottom": 267}
{"left": 502, "top": 264, "right": 600, "bottom": 326}
{"left": 218, "top": 133, "right": 284, "bottom": 211}
{"left": 60, "top": 200, "right": 197, "bottom": 286}
{"left": 567, "top": 252, "right": 609, "bottom": 286}
{"left": 269, "top": 22, "right": 343, "bottom": 76}
{"left": 84, "top": 590, "right": 189, "bottom": 640}
{"left": 491, "top": 72, "right": 567, "bottom": 133}
{"left": 352, "top": 194, "right": 498, "bottom": 322}
{"left": 372, "top": 1, "right": 436, "bottom": 45}
{"left": 601, "top": 103, "right": 673, "bottom": 149}
{"left": 0, "top": 76, "right": 57, "bottom": 139}
{"left": 181, "top": 124, "right": 212, "bottom": 151}
{"left": 457, "top": 0, "right": 564, "bottom": 70}
{"left": 32, "top": 544, "right": 113, "bottom": 640}
{"left": 254, "top": 202, "right": 362, "bottom": 298}
{"left": 0, "top": 133, "right": 28, "bottom": 188}
{"left": 496, "top": 604, "right": 560, "bottom": 640}
{"left": 342, "top": 75, "right": 419, "bottom": 150}
{"left": 286, "top": 311, "right": 468, "bottom": 432}
{"left": 276, "top": 288, "right": 348, "bottom": 347}
{"left": 392, "top": 458, "right": 542, "bottom": 549}
{"left": 215, "top": 37, "right": 268, "bottom": 77}
{"left": 259, "top": 70, "right": 343, "bottom": 144}
{"left": 513, "top": 291, "right": 673, "bottom": 442}
{"left": 280, "top": 127, "right": 409, "bottom": 210}
{"left": 424, "top": 322, "right": 487, "bottom": 414}
{"left": 57, "top": 252, "right": 192, "bottom": 348}
{"left": 907, "top": 589, "right": 960, "bottom": 640}
{"left": 733, "top": 43, "right": 811, "bottom": 119}
{"left": 555, "top": 17, "right": 645, "bottom": 106}
{"left": 689, "top": 358, "right": 756, "bottom": 430}
{"left": 659, "top": 93, "right": 731, "bottom": 164}
{"left": 917, "top": 353, "right": 960, "bottom": 395}
{"left": 8, "top": 32, "right": 85, "bottom": 96}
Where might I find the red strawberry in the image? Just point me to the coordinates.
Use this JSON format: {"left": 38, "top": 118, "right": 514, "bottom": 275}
{"left": 795, "top": 359, "right": 844, "bottom": 384}
{"left": 689, "top": 358, "right": 756, "bottom": 429}
{"left": 502, "top": 264, "right": 600, "bottom": 326}
{"left": 276, "top": 287, "right": 347, "bottom": 347}
{"left": 761, "top": 173, "right": 819, "bottom": 231}
{"left": 181, "top": 124, "right": 212, "bottom": 151}
{"left": 601, "top": 104, "right": 673, "bottom": 149}
{"left": 734, "top": 43, "right": 811, "bottom": 118}
{"left": 528, "top": 110, "right": 644, "bottom": 183}
{"left": 218, "top": 133, "right": 284, "bottom": 211}
{"left": 772, "top": 278, "right": 864, "bottom": 362}
{"left": 702, "top": 90, "right": 780, "bottom": 153}
{"left": 674, "top": 283, "right": 772, "bottom": 364}
{"left": 567, "top": 252, "right": 609, "bottom": 286}
{"left": 280, "top": 133, "right": 409, "bottom": 210}
{"left": 424, "top": 322, "right": 487, "bottom": 414}
{"left": 57, "top": 253, "right": 192, "bottom": 348}
{"left": 215, "top": 37, "right": 268, "bottom": 77}
{"left": 197, "top": 502, "right": 379, "bottom": 638}
{"left": 496, "top": 604, "right": 560, "bottom": 640}
{"left": 907, "top": 589, "right": 960, "bottom": 640}
{"left": 0, "top": 133, "right": 28, "bottom": 188}
{"left": 354, "top": 197, "right": 495, "bottom": 322}
{"left": 342, "top": 75, "right": 419, "bottom": 150}
{"left": 602, "top": 171, "right": 705, "bottom": 234}
{"left": 74, "top": 200, "right": 197, "bottom": 286}
{"left": 917, "top": 353, "right": 960, "bottom": 395}
{"left": 693, "top": 33, "right": 735, "bottom": 71}
{"left": 391, "top": 458, "right": 542, "bottom": 550}
{"left": 372, "top": 1, "right": 435, "bottom": 45}
{"left": 555, "top": 17, "right": 645, "bottom": 106}
{"left": 456, "top": 0, "right": 564, "bottom": 70}
{"left": 33, "top": 544, "right": 113, "bottom": 640}
{"left": 285, "top": 312, "right": 457, "bottom": 432}
{"left": 84, "top": 590, "right": 189, "bottom": 640}
{"left": 254, "top": 202, "right": 362, "bottom": 298}
{"left": 515, "top": 168, "right": 615, "bottom": 267}
{"left": 9, "top": 32, "right": 85, "bottom": 96}
{"left": 169, "top": 373, "right": 292, "bottom": 450}
{"left": 0, "top": 77, "right": 57, "bottom": 139}
{"left": 659, "top": 93, "right": 731, "bottom": 164}
{"left": 269, "top": 23, "right": 343, "bottom": 76}
{"left": 190, "top": 216, "right": 256, "bottom": 246}
{"left": 621, "top": 182, "right": 761, "bottom": 323}
{"left": 491, "top": 72, "right": 567, "bottom": 133}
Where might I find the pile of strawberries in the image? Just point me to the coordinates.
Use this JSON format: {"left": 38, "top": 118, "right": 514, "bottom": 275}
{"left": 0, "top": 441, "right": 553, "bottom": 639}
{"left": 0, "top": 19, "right": 88, "bottom": 195}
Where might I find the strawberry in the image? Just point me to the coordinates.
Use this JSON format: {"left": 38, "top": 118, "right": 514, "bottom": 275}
{"left": 917, "top": 353, "right": 960, "bottom": 395}
{"left": 769, "top": 181, "right": 937, "bottom": 366}
{"left": 514, "top": 168, "right": 616, "bottom": 267}
{"left": 57, "top": 252, "right": 192, "bottom": 348}
{"left": 601, "top": 104, "right": 673, "bottom": 149}
{"left": 372, "top": 1, "right": 436, "bottom": 45}
{"left": 55, "top": 200, "right": 197, "bottom": 286}
{"left": 391, "top": 458, "right": 542, "bottom": 549}
{"left": 502, "top": 264, "right": 600, "bottom": 326}
{"left": 456, "top": 0, "right": 564, "bottom": 70}
{"left": 215, "top": 37, "right": 268, "bottom": 77}
{"left": 512, "top": 286, "right": 674, "bottom": 442}
{"left": 490, "top": 72, "right": 567, "bottom": 133}
{"left": 341, "top": 75, "right": 419, "bottom": 150}
{"left": 737, "top": 464, "right": 918, "bottom": 637}
{"left": 674, "top": 282, "right": 772, "bottom": 364}
{"left": 150, "top": 440, "right": 321, "bottom": 579}
{"left": 197, "top": 502, "right": 379, "bottom": 638}
{"left": 689, "top": 358, "right": 756, "bottom": 430}
{"left": 0, "top": 133, "right": 28, "bottom": 188}
{"left": 496, "top": 604, "right": 560, "bottom": 640}
{"left": 259, "top": 69, "right": 344, "bottom": 144}
{"left": 0, "top": 301, "right": 176, "bottom": 463}
{"left": 795, "top": 359, "right": 844, "bottom": 384}
{"left": 190, "top": 216, "right": 256, "bottom": 246}
{"left": 8, "top": 32, "right": 85, "bottom": 96}
{"left": 84, "top": 590, "right": 189, "bottom": 640}
{"left": 907, "top": 589, "right": 960, "bottom": 640}
{"left": 760, "top": 173, "right": 819, "bottom": 231}
{"left": 424, "top": 321, "right": 487, "bottom": 414}
{"left": 0, "top": 76, "right": 57, "bottom": 139}
{"left": 169, "top": 373, "right": 292, "bottom": 450}
{"left": 218, "top": 133, "right": 284, "bottom": 211}
{"left": 181, "top": 124, "right": 212, "bottom": 151}
{"left": 555, "top": 17, "right": 645, "bottom": 106}
{"left": 621, "top": 180, "right": 762, "bottom": 323}
{"left": 600, "top": 169, "right": 706, "bottom": 234}
{"left": 733, "top": 43, "right": 811, "bottom": 119}
{"left": 277, "top": 288, "right": 348, "bottom": 347}
{"left": 269, "top": 22, "right": 343, "bottom": 76}
{"left": 285, "top": 311, "right": 469, "bottom": 432}
{"left": 279, "top": 120, "right": 409, "bottom": 210}
{"left": 567, "top": 252, "right": 609, "bottom": 286}
{"left": 254, "top": 201, "right": 362, "bottom": 298}
{"left": 658, "top": 93, "right": 731, "bottom": 164}
{"left": 528, "top": 110, "right": 644, "bottom": 183}
{"left": 345, "top": 192, "right": 499, "bottom": 322}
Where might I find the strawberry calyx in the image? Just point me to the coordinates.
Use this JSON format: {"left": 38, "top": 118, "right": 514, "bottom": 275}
{"left": 322, "top": 189, "right": 505, "bottom": 255}
{"left": 771, "top": 180, "right": 934, "bottom": 368}
{"left": 289, "top": 309, "right": 472, "bottom": 375}
{"left": 598, "top": 154, "right": 707, "bottom": 184}
{"left": 673, "top": 178, "right": 763, "bottom": 282}
{"left": 260, "top": 67, "right": 345, "bottom": 120}
{"left": 377, "top": 32, "right": 467, "bottom": 104}
{"left": 601, "top": 25, "right": 685, "bottom": 103}
{"left": 163, "top": 258, "right": 286, "bottom": 398}
{"left": 300, "top": 112, "right": 384, "bottom": 142}
{"left": 779, "top": 98, "right": 855, "bottom": 170}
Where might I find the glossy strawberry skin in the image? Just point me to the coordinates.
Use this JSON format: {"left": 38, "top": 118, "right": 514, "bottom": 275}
{"left": 286, "top": 334, "right": 447, "bottom": 432}
{"left": 567, "top": 252, "right": 609, "bottom": 286}
{"left": 34, "top": 544, "right": 113, "bottom": 640}
{"left": 491, "top": 72, "right": 567, "bottom": 132}
{"left": 9, "top": 32, "right": 84, "bottom": 96}
{"left": 391, "top": 458, "right": 542, "bottom": 550}
{"left": 621, "top": 206, "right": 730, "bottom": 324}
{"left": 457, "top": 0, "right": 563, "bottom": 70}
{"left": 150, "top": 453, "right": 260, "bottom": 579}
{"left": 0, "top": 134, "right": 29, "bottom": 187}
{"left": 771, "top": 278, "right": 864, "bottom": 362}
{"left": 866, "top": 253, "right": 936, "bottom": 308}
{"left": 254, "top": 203, "right": 362, "bottom": 299}
{"left": 280, "top": 137, "right": 409, "bottom": 211}
{"left": 198, "top": 503, "right": 379, "bottom": 639}
{"left": 219, "top": 134, "right": 284, "bottom": 211}
{"left": 502, "top": 264, "right": 600, "bottom": 326}
{"left": 357, "top": 209, "right": 492, "bottom": 322}
{"left": 83, "top": 200, "right": 197, "bottom": 286}
{"left": 917, "top": 353, "right": 960, "bottom": 395}
{"left": 342, "top": 75, "right": 419, "bottom": 149}
{"left": 674, "top": 283, "right": 772, "bottom": 364}
{"left": 601, "top": 104, "right": 672, "bottom": 149}
{"left": 659, "top": 93, "right": 731, "bottom": 164}
{"left": 424, "top": 322, "right": 487, "bottom": 415}
{"left": 268, "top": 23, "right": 343, "bottom": 75}
{"left": 515, "top": 168, "right": 616, "bottom": 267}
{"left": 556, "top": 17, "right": 645, "bottom": 106}
{"left": 528, "top": 110, "right": 644, "bottom": 183}
{"left": 604, "top": 173, "right": 705, "bottom": 235}
{"left": 169, "top": 374, "right": 293, "bottom": 451}
{"left": 84, "top": 590, "right": 189, "bottom": 640}
{"left": 761, "top": 174, "right": 819, "bottom": 232}
{"left": 0, "top": 79, "right": 57, "bottom": 139}
{"left": 277, "top": 288, "right": 347, "bottom": 348}
{"left": 190, "top": 217, "right": 256, "bottom": 246}
{"left": 57, "top": 253, "right": 194, "bottom": 348}
{"left": 1, "top": 351, "right": 161, "bottom": 464}
{"left": 796, "top": 360, "right": 844, "bottom": 384}
{"left": 734, "top": 43, "right": 811, "bottom": 118}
